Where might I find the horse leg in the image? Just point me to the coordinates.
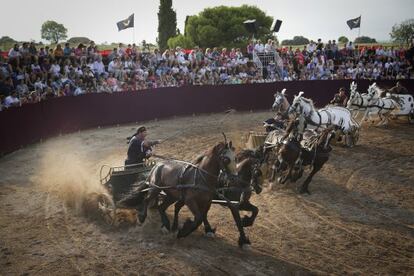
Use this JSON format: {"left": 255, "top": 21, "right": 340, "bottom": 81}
{"left": 158, "top": 196, "right": 176, "bottom": 233}
{"left": 269, "top": 159, "right": 279, "bottom": 182}
{"left": 138, "top": 188, "right": 160, "bottom": 224}
{"left": 177, "top": 200, "right": 203, "bottom": 238}
{"left": 228, "top": 203, "right": 251, "bottom": 248}
{"left": 299, "top": 164, "right": 322, "bottom": 194}
{"left": 382, "top": 113, "right": 390, "bottom": 126}
{"left": 171, "top": 200, "right": 184, "bottom": 232}
{"left": 359, "top": 111, "right": 367, "bottom": 125}
{"left": 279, "top": 165, "right": 293, "bottom": 184}
{"left": 240, "top": 201, "right": 259, "bottom": 228}
{"left": 201, "top": 202, "right": 216, "bottom": 237}
{"left": 376, "top": 113, "right": 384, "bottom": 126}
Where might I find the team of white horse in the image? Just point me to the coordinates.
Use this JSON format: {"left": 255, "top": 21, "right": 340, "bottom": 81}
{"left": 271, "top": 82, "right": 414, "bottom": 147}
{"left": 346, "top": 82, "right": 414, "bottom": 125}
{"left": 272, "top": 88, "right": 360, "bottom": 147}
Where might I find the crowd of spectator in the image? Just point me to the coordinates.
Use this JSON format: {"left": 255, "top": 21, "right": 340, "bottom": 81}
{"left": 0, "top": 38, "right": 413, "bottom": 111}
{"left": 251, "top": 38, "right": 413, "bottom": 81}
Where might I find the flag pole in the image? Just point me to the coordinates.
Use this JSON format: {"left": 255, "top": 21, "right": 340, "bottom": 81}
{"left": 133, "top": 26, "right": 135, "bottom": 44}
{"left": 358, "top": 15, "right": 361, "bottom": 37}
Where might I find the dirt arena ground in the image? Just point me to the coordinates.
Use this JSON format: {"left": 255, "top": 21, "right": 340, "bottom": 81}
{"left": 0, "top": 111, "right": 413, "bottom": 275}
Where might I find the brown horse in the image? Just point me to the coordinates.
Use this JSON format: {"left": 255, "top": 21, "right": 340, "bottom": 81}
{"left": 297, "top": 126, "right": 337, "bottom": 194}
{"left": 169, "top": 148, "right": 265, "bottom": 248}
{"left": 137, "top": 140, "right": 248, "bottom": 243}
{"left": 267, "top": 118, "right": 303, "bottom": 184}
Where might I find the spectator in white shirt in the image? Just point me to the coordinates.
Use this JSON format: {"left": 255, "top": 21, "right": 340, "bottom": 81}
{"left": 92, "top": 56, "right": 106, "bottom": 77}
{"left": 50, "top": 60, "right": 61, "bottom": 77}
{"left": 4, "top": 91, "right": 20, "bottom": 108}
{"left": 254, "top": 40, "right": 265, "bottom": 53}
{"left": 265, "top": 39, "right": 275, "bottom": 53}
{"left": 8, "top": 44, "right": 21, "bottom": 60}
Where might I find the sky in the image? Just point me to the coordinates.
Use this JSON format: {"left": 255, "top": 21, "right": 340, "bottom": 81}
{"left": 1, "top": 0, "right": 413, "bottom": 45}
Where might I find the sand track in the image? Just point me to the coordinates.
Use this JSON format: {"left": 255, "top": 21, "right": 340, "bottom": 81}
{"left": 1, "top": 111, "right": 413, "bottom": 275}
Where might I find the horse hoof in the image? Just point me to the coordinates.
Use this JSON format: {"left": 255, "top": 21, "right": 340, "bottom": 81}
{"left": 277, "top": 177, "right": 283, "bottom": 184}
{"left": 242, "top": 244, "right": 252, "bottom": 251}
{"left": 161, "top": 226, "right": 169, "bottom": 235}
{"left": 205, "top": 232, "right": 215, "bottom": 238}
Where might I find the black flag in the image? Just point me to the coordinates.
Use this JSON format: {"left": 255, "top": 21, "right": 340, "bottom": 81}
{"left": 347, "top": 16, "right": 361, "bottom": 30}
{"left": 117, "top": 14, "right": 134, "bottom": 31}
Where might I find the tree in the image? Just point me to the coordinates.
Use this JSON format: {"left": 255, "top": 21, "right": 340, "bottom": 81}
{"left": 338, "top": 36, "right": 349, "bottom": 44}
{"left": 0, "top": 36, "right": 16, "bottom": 44}
{"left": 41, "top": 20, "right": 68, "bottom": 44}
{"left": 185, "top": 5, "right": 273, "bottom": 49}
{"left": 281, "top": 36, "right": 309, "bottom": 46}
{"left": 67, "top": 37, "right": 91, "bottom": 45}
{"left": 167, "top": 34, "right": 195, "bottom": 49}
{"left": 158, "top": 0, "right": 177, "bottom": 51}
{"left": 0, "top": 36, "right": 17, "bottom": 51}
{"left": 354, "top": 36, "right": 377, "bottom": 44}
{"left": 390, "top": 19, "right": 414, "bottom": 46}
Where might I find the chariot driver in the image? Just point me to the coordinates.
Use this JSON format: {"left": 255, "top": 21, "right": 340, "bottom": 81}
{"left": 281, "top": 113, "right": 307, "bottom": 142}
{"left": 330, "top": 87, "right": 348, "bottom": 107}
{"left": 125, "top": 126, "right": 160, "bottom": 169}
{"left": 388, "top": 81, "right": 408, "bottom": 95}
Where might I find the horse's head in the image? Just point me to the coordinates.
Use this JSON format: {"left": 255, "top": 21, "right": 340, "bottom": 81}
{"left": 350, "top": 81, "right": 357, "bottom": 94}
{"left": 236, "top": 157, "right": 264, "bottom": 194}
{"left": 367, "top": 83, "right": 378, "bottom": 101}
{"left": 289, "top": 91, "right": 305, "bottom": 115}
{"left": 272, "top": 88, "right": 287, "bottom": 111}
{"left": 215, "top": 133, "right": 237, "bottom": 175}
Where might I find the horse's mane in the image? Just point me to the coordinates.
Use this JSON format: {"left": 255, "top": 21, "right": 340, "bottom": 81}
{"left": 236, "top": 146, "right": 263, "bottom": 163}
{"left": 235, "top": 149, "right": 256, "bottom": 163}
{"left": 192, "top": 154, "right": 205, "bottom": 165}
{"left": 192, "top": 142, "right": 226, "bottom": 164}
{"left": 373, "top": 85, "right": 385, "bottom": 97}
{"left": 300, "top": 97, "right": 316, "bottom": 110}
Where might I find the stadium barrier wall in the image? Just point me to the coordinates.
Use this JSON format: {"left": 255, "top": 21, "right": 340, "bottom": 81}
{"left": 1, "top": 80, "right": 413, "bottom": 155}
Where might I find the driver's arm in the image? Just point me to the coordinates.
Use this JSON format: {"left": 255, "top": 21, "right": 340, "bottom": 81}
{"left": 142, "top": 140, "right": 160, "bottom": 148}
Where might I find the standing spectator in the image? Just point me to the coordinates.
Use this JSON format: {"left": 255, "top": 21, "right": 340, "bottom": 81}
{"left": 254, "top": 40, "right": 265, "bottom": 53}
{"left": 265, "top": 39, "right": 275, "bottom": 53}
{"left": 246, "top": 40, "right": 254, "bottom": 60}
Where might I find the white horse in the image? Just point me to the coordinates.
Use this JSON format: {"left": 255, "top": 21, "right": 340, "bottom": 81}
{"left": 346, "top": 81, "right": 373, "bottom": 121}
{"left": 362, "top": 83, "right": 401, "bottom": 126}
{"left": 289, "top": 92, "right": 360, "bottom": 147}
{"left": 272, "top": 88, "right": 290, "bottom": 115}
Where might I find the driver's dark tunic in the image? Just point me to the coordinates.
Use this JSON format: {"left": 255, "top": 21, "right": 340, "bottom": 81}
{"left": 330, "top": 93, "right": 348, "bottom": 106}
{"left": 125, "top": 136, "right": 150, "bottom": 167}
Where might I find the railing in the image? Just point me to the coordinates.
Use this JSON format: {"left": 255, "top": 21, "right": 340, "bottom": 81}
{"left": 253, "top": 50, "right": 283, "bottom": 77}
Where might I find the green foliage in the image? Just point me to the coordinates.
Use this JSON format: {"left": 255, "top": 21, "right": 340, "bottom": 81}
{"left": 41, "top": 20, "right": 68, "bottom": 44}
{"left": 185, "top": 5, "right": 273, "bottom": 49}
{"left": 0, "top": 36, "right": 16, "bottom": 44}
{"left": 390, "top": 19, "right": 414, "bottom": 45}
{"left": 281, "top": 36, "right": 309, "bottom": 46}
{"left": 67, "top": 37, "right": 91, "bottom": 45}
{"left": 158, "top": 0, "right": 177, "bottom": 51}
{"left": 338, "top": 36, "right": 349, "bottom": 44}
{"left": 354, "top": 36, "right": 377, "bottom": 44}
{"left": 167, "top": 34, "right": 195, "bottom": 49}
{"left": 0, "top": 36, "right": 17, "bottom": 51}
